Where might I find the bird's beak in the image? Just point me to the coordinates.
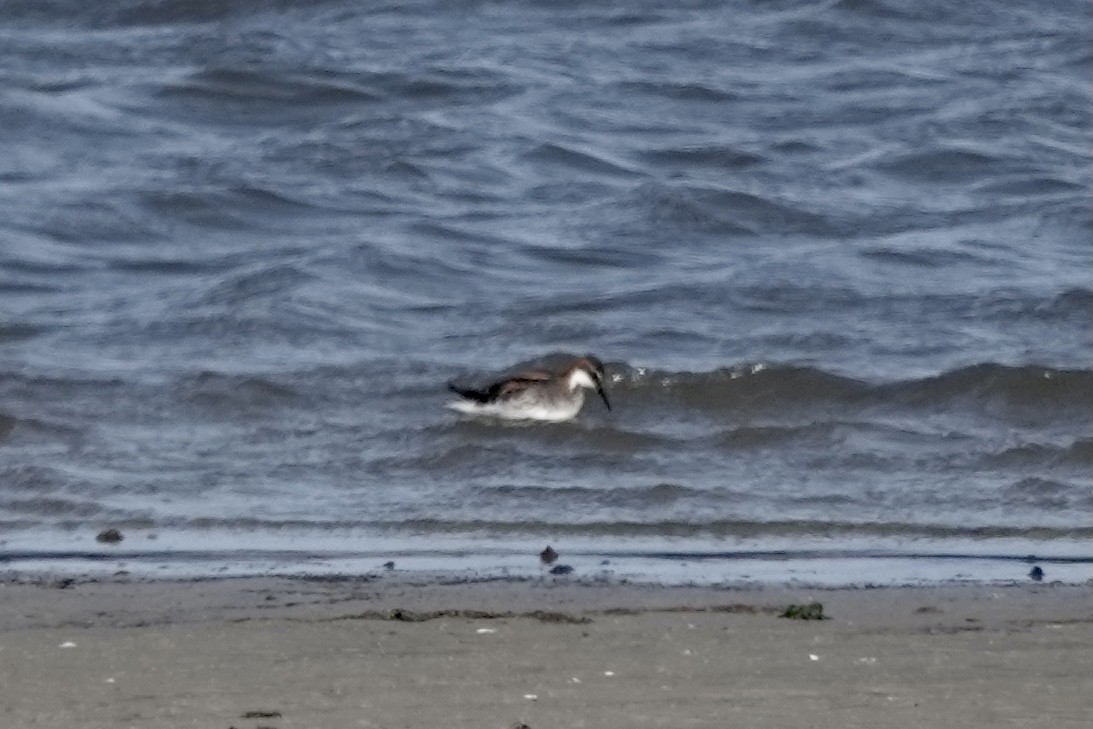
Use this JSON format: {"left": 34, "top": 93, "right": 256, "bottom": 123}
{"left": 597, "top": 383, "right": 611, "bottom": 412}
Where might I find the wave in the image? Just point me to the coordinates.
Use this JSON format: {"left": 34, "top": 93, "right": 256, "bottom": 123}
{"left": 160, "top": 68, "right": 382, "bottom": 105}
{"left": 871, "top": 146, "right": 1011, "bottom": 184}
{"left": 986, "top": 438, "right": 1093, "bottom": 469}
{"left": 1002, "top": 477, "right": 1089, "bottom": 510}
{"left": 858, "top": 245, "right": 996, "bottom": 269}
{"left": 0, "top": 0, "right": 334, "bottom": 27}
{"left": 831, "top": 0, "right": 939, "bottom": 21}
{"left": 975, "top": 175, "right": 1087, "bottom": 198}
{"left": 1042, "top": 287, "right": 1093, "bottom": 317}
{"left": 451, "top": 422, "right": 676, "bottom": 451}
{"left": 470, "top": 482, "right": 727, "bottom": 509}
{"left": 611, "top": 361, "right": 1093, "bottom": 415}
{"left": 194, "top": 263, "right": 316, "bottom": 307}
{"left": 616, "top": 79, "right": 739, "bottom": 103}
{"left": 0, "top": 465, "right": 71, "bottom": 493}
{"left": 714, "top": 421, "right": 844, "bottom": 449}
{"left": 0, "top": 323, "right": 45, "bottom": 345}
{"left": 878, "top": 363, "right": 1093, "bottom": 408}
{"left": 0, "top": 412, "right": 15, "bottom": 440}
{"left": 0, "top": 370, "right": 128, "bottom": 397}
{"left": 16, "top": 514, "right": 1076, "bottom": 541}
{"left": 7, "top": 358, "right": 1086, "bottom": 424}
{"left": 640, "top": 144, "right": 765, "bottom": 170}
{"left": 2, "top": 497, "right": 105, "bottom": 518}
{"left": 155, "top": 64, "right": 518, "bottom": 128}
{"left": 134, "top": 175, "right": 356, "bottom": 233}
{"left": 0, "top": 414, "right": 85, "bottom": 446}
{"left": 629, "top": 181, "right": 838, "bottom": 236}
{"left": 520, "top": 142, "right": 640, "bottom": 178}
{"left": 177, "top": 371, "right": 302, "bottom": 414}
{"left": 393, "top": 518, "right": 1091, "bottom": 541}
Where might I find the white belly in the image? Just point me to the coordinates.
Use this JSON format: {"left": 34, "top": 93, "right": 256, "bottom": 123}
{"left": 446, "top": 396, "right": 583, "bottom": 422}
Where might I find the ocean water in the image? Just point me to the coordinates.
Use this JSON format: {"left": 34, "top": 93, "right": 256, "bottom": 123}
{"left": 1, "top": 0, "right": 1090, "bottom": 585}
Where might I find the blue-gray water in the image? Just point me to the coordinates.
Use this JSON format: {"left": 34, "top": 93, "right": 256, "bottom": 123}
{"left": 1, "top": 0, "right": 1090, "bottom": 585}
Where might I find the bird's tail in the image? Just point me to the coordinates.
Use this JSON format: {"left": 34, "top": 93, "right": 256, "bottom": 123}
{"left": 447, "top": 382, "right": 491, "bottom": 403}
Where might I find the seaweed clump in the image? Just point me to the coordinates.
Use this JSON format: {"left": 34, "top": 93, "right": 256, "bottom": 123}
{"left": 780, "top": 602, "right": 826, "bottom": 620}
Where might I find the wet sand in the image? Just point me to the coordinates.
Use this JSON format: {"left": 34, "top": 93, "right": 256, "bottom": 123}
{"left": 0, "top": 574, "right": 1090, "bottom": 728}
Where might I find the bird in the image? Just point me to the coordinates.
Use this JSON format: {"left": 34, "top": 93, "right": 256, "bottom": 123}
{"left": 446, "top": 355, "right": 612, "bottom": 422}
{"left": 539, "top": 545, "right": 558, "bottom": 564}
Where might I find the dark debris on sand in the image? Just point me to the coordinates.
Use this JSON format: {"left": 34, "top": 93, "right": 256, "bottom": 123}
{"left": 780, "top": 603, "right": 827, "bottom": 620}
{"left": 381, "top": 608, "right": 592, "bottom": 625}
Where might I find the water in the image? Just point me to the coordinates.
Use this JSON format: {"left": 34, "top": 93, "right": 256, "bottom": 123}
{"left": 1, "top": 0, "right": 1090, "bottom": 585}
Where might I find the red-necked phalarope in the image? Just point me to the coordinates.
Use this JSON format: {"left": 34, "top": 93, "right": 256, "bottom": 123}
{"left": 447, "top": 355, "right": 612, "bottom": 422}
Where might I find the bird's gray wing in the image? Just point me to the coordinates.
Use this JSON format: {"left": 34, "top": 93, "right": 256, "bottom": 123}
{"left": 491, "top": 371, "right": 553, "bottom": 400}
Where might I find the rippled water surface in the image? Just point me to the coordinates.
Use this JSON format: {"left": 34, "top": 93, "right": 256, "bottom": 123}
{"left": 1, "top": 0, "right": 1090, "bottom": 584}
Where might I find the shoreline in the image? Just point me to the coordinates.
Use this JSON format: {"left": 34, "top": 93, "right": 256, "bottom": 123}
{"left": 1, "top": 574, "right": 1091, "bottom": 728}
{"left": 2, "top": 530, "right": 1089, "bottom": 587}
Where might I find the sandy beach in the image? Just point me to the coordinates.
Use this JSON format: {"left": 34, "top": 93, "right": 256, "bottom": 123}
{"left": 0, "top": 573, "right": 1090, "bottom": 728}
